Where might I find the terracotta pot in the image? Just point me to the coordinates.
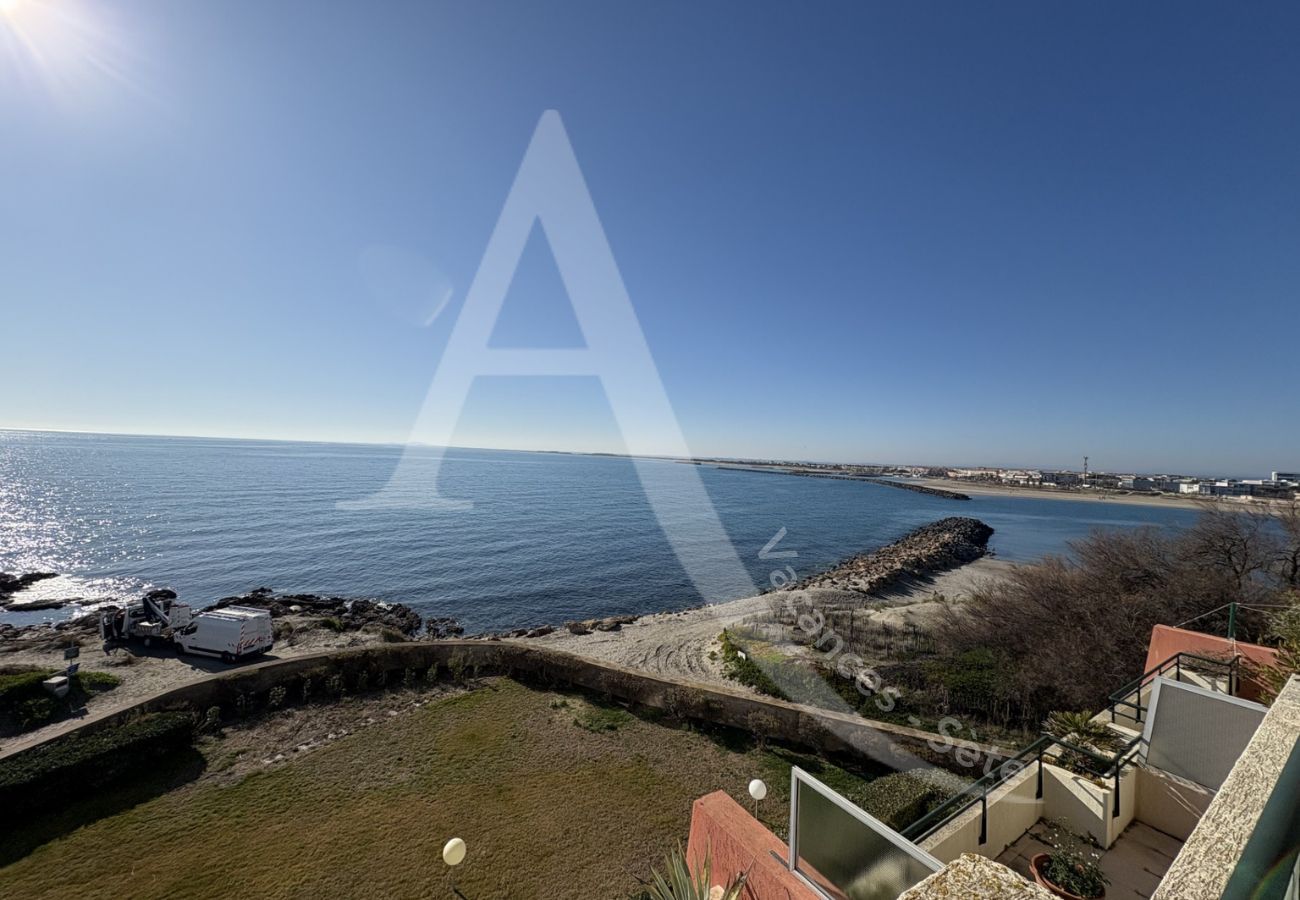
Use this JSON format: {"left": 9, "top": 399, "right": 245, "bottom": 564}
{"left": 1029, "top": 853, "right": 1105, "bottom": 900}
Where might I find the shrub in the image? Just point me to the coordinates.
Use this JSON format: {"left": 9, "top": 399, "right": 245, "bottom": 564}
{"left": 573, "top": 703, "right": 633, "bottom": 733}
{"left": 76, "top": 671, "right": 122, "bottom": 693}
{"left": 200, "top": 706, "right": 223, "bottom": 733}
{"left": 0, "top": 669, "right": 123, "bottom": 734}
{"left": 268, "top": 685, "right": 287, "bottom": 709}
{"left": 448, "top": 654, "right": 467, "bottom": 683}
{"left": 718, "top": 630, "right": 787, "bottom": 700}
{"left": 380, "top": 628, "right": 406, "bottom": 643}
{"left": 319, "top": 617, "right": 345, "bottom": 633}
{"left": 0, "top": 712, "right": 194, "bottom": 817}
{"left": 939, "top": 510, "right": 1298, "bottom": 727}
{"left": 859, "top": 769, "right": 968, "bottom": 831}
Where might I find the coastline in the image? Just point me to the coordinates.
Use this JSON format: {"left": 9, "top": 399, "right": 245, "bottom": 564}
{"left": 909, "top": 477, "right": 1213, "bottom": 511}
{"left": 512, "top": 552, "right": 1015, "bottom": 689}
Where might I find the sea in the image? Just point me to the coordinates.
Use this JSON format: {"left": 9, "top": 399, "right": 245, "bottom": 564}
{"left": 0, "top": 430, "right": 1202, "bottom": 633}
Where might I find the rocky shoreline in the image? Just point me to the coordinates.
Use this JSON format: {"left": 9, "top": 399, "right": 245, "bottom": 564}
{"left": 0, "top": 572, "right": 60, "bottom": 607}
{"left": 2, "top": 515, "right": 992, "bottom": 651}
{"left": 0, "top": 582, "right": 461, "bottom": 654}
{"left": 784, "top": 516, "right": 994, "bottom": 597}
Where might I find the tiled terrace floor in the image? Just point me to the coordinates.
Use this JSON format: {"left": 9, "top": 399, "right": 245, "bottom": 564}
{"left": 996, "top": 820, "right": 1184, "bottom": 900}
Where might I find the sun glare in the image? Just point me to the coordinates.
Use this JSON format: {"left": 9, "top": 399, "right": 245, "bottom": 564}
{"left": 0, "top": 0, "right": 137, "bottom": 100}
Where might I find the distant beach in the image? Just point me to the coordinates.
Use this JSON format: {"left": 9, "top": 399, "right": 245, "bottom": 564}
{"left": 908, "top": 477, "right": 1221, "bottom": 511}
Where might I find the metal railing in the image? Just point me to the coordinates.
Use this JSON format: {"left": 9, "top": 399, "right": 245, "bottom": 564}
{"left": 900, "top": 730, "right": 1143, "bottom": 845}
{"left": 901, "top": 651, "right": 1238, "bottom": 847}
{"left": 1108, "top": 652, "right": 1240, "bottom": 725}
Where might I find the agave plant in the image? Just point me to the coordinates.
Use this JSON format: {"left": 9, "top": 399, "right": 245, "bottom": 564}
{"left": 635, "top": 843, "right": 746, "bottom": 900}
{"left": 1045, "top": 710, "right": 1118, "bottom": 749}
{"left": 1045, "top": 710, "right": 1120, "bottom": 776}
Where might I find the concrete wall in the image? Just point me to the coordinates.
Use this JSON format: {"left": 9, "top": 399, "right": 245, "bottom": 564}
{"left": 1135, "top": 767, "right": 1215, "bottom": 842}
{"left": 921, "top": 759, "right": 1141, "bottom": 864}
{"left": 1042, "top": 764, "right": 1135, "bottom": 848}
{"left": 921, "top": 764, "right": 1043, "bottom": 864}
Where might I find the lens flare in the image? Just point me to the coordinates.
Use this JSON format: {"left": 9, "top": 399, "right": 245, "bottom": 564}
{"left": 0, "top": 0, "right": 139, "bottom": 101}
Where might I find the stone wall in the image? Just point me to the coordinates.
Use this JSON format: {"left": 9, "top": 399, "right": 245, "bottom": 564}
{"left": 11, "top": 641, "right": 1008, "bottom": 778}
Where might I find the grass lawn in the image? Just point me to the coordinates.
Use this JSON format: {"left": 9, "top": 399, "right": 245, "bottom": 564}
{"left": 0, "top": 677, "right": 892, "bottom": 900}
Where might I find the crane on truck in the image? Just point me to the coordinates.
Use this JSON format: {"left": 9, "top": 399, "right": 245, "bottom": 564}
{"left": 100, "top": 589, "right": 274, "bottom": 663}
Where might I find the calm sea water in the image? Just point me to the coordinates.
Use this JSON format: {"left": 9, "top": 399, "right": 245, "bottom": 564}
{"left": 0, "top": 431, "right": 1201, "bottom": 632}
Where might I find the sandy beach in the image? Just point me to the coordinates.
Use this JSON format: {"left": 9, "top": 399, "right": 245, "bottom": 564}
{"left": 511, "top": 556, "right": 1014, "bottom": 688}
{"left": 911, "top": 477, "right": 1213, "bottom": 510}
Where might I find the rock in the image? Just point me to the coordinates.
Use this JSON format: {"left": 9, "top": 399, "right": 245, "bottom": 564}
{"left": 593, "top": 614, "right": 638, "bottom": 632}
{"left": 0, "top": 571, "right": 58, "bottom": 601}
{"left": 424, "top": 617, "right": 465, "bottom": 640}
{"left": 784, "top": 517, "right": 995, "bottom": 599}
{"left": 526, "top": 625, "right": 554, "bottom": 638}
{"left": 213, "top": 588, "right": 429, "bottom": 637}
{"left": 5, "top": 598, "right": 67, "bottom": 612}
{"left": 566, "top": 621, "right": 591, "bottom": 635}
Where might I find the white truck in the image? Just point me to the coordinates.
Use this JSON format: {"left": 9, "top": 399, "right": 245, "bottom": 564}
{"left": 173, "top": 606, "right": 274, "bottom": 662}
{"left": 100, "top": 590, "right": 273, "bottom": 663}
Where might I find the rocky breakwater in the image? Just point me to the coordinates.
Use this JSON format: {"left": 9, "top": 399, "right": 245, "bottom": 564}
{"left": 212, "top": 588, "right": 463, "bottom": 639}
{"left": 871, "top": 480, "right": 970, "bottom": 500}
{"left": 786, "top": 516, "right": 994, "bottom": 598}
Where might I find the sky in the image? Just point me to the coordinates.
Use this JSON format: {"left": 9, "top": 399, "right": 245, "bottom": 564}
{"left": 1, "top": 1, "right": 1297, "bottom": 476}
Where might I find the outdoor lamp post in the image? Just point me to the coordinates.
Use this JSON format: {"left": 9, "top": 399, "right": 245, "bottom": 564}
{"left": 442, "top": 837, "right": 466, "bottom": 895}
{"left": 748, "top": 778, "right": 767, "bottom": 819}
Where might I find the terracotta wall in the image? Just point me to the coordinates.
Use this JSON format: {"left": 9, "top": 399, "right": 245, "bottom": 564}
{"left": 686, "top": 791, "right": 818, "bottom": 900}
{"left": 1143, "top": 625, "right": 1278, "bottom": 701}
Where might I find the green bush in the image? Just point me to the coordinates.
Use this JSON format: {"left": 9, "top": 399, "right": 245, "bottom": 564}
{"left": 859, "top": 769, "right": 969, "bottom": 831}
{"left": 0, "top": 712, "right": 194, "bottom": 817}
{"left": 319, "top": 616, "right": 345, "bottom": 633}
{"left": 718, "top": 631, "right": 788, "bottom": 700}
{"left": 0, "top": 668, "right": 122, "bottom": 733}
{"left": 77, "top": 671, "right": 122, "bottom": 693}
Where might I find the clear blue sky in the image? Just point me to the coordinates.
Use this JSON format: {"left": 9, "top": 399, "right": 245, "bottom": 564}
{"left": 2, "top": 1, "right": 1297, "bottom": 476}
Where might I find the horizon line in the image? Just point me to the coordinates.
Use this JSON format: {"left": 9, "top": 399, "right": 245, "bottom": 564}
{"left": 0, "top": 425, "right": 1262, "bottom": 480}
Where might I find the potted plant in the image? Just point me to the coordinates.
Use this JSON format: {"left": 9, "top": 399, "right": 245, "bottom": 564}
{"left": 1044, "top": 710, "right": 1121, "bottom": 779}
{"left": 1029, "top": 822, "right": 1109, "bottom": 899}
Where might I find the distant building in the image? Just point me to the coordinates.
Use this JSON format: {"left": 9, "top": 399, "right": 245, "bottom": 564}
{"left": 1040, "top": 470, "right": 1081, "bottom": 486}
{"left": 1199, "top": 480, "right": 1295, "bottom": 499}
{"left": 1274, "top": 471, "right": 1300, "bottom": 486}
{"left": 1087, "top": 473, "right": 1122, "bottom": 489}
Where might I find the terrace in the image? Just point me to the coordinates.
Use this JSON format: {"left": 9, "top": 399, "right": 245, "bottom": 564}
{"left": 685, "top": 627, "right": 1300, "bottom": 899}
